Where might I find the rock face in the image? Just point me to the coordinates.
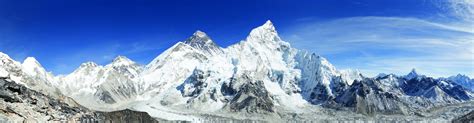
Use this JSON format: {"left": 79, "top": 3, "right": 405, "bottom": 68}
{"left": 452, "top": 111, "right": 474, "bottom": 123}
{"left": 228, "top": 74, "right": 275, "bottom": 113}
{"left": 57, "top": 56, "right": 144, "bottom": 111}
{"left": 334, "top": 72, "right": 473, "bottom": 116}
{"left": 442, "top": 74, "right": 474, "bottom": 92}
{"left": 183, "top": 30, "right": 224, "bottom": 55}
{"left": 335, "top": 78, "right": 408, "bottom": 115}
{"left": 0, "top": 77, "right": 93, "bottom": 122}
{"left": 87, "top": 109, "right": 161, "bottom": 123}
{"left": 0, "top": 20, "right": 473, "bottom": 122}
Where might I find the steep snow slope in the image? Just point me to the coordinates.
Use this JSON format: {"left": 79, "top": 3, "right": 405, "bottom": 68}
{"left": 132, "top": 21, "right": 363, "bottom": 119}
{"left": 0, "top": 53, "right": 62, "bottom": 98}
{"left": 57, "top": 56, "right": 143, "bottom": 111}
{"left": 1, "top": 20, "right": 472, "bottom": 122}
{"left": 183, "top": 30, "right": 224, "bottom": 55}
{"left": 442, "top": 74, "right": 474, "bottom": 92}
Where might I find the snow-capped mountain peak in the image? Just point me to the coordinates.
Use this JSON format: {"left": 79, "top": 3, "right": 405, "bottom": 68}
{"left": 262, "top": 20, "right": 275, "bottom": 30}
{"left": 452, "top": 74, "right": 470, "bottom": 80}
{"left": 192, "top": 30, "right": 208, "bottom": 38}
{"left": 405, "top": 68, "right": 422, "bottom": 80}
{"left": 445, "top": 74, "right": 474, "bottom": 92}
{"left": 22, "top": 57, "right": 47, "bottom": 77}
{"left": 80, "top": 61, "right": 100, "bottom": 68}
{"left": 110, "top": 55, "right": 135, "bottom": 66}
{"left": 183, "top": 30, "right": 223, "bottom": 55}
{"left": 247, "top": 20, "right": 281, "bottom": 43}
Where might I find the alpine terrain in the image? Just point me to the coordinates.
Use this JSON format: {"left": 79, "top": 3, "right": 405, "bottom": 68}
{"left": 0, "top": 21, "right": 473, "bottom": 122}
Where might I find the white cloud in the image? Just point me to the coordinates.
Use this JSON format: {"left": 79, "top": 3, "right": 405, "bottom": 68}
{"left": 282, "top": 16, "right": 474, "bottom": 77}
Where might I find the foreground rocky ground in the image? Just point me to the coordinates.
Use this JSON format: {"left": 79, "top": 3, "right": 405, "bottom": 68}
{"left": 0, "top": 77, "right": 96, "bottom": 122}
{"left": 453, "top": 111, "right": 474, "bottom": 123}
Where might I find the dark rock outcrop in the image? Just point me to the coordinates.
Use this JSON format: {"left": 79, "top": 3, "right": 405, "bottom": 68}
{"left": 452, "top": 111, "right": 474, "bottom": 123}
{"left": 228, "top": 74, "right": 275, "bottom": 113}
{"left": 0, "top": 77, "right": 94, "bottom": 121}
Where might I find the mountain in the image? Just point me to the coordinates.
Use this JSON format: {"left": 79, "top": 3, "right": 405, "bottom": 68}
{"left": 0, "top": 20, "right": 472, "bottom": 122}
{"left": 441, "top": 74, "right": 474, "bottom": 92}
{"left": 183, "top": 30, "right": 224, "bottom": 55}
{"left": 0, "top": 76, "right": 94, "bottom": 122}
{"left": 0, "top": 53, "right": 63, "bottom": 98}
{"left": 57, "top": 56, "right": 143, "bottom": 111}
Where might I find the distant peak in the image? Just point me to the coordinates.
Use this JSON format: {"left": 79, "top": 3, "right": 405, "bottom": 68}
{"left": 193, "top": 30, "right": 208, "bottom": 38}
{"left": 405, "top": 68, "right": 423, "bottom": 80}
{"left": 23, "top": 57, "right": 42, "bottom": 67}
{"left": 183, "top": 30, "right": 222, "bottom": 54}
{"left": 111, "top": 55, "right": 135, "bottom": 66}
{"left": 409, "top": 68, "right": 418, "bottom": 75}
{"left": 456, "top": 74, "right": 467, "bottom": 77}
{"left": 113, "top": 55, "right": 131, "bottom": 62}
{"left": 185, "top": 30, "right": 212, "bottom": 44}
{"left": 80, "top": 62, "right": 99, "bottom": 68}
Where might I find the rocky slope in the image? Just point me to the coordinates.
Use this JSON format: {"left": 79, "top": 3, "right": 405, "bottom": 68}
{"left": 0, "top": 77, "right": 94, "bottom": 122}
{"left": 0, "top": 20, "right": 472, "bottom": 122}
{"left": 453, "top": 110, "right": 474, "bottom": 123}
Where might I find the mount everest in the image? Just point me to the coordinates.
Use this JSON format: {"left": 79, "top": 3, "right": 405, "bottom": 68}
{"left": 0, "top": 20, "right": 473, "bottom": 122}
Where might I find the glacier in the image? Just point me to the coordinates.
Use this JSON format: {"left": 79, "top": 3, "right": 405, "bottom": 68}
{"left": 0, "top": 20, "right": 473, "bottom": 122}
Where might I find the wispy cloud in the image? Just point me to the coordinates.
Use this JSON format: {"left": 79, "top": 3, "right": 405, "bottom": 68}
{"left": 282, "top": 15, "right": 473, "bottom": 77}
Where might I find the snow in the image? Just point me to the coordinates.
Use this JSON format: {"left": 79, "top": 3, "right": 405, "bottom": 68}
{"left": 21, "top": 57, "right": 48, "bottom": 77}
{"left": 193, "top": 30, "right": 207, "bottom": 38}
{"left": 0, "top": 21, "right": 472, "bottom": 122}
{"left": 444, "top": 74, "right": 474, "bottom": 92}
{"left": 339, "top": 69, "right": 362, "bottom": 84}
{"left": 109, "top": 55, "right": 135, "bottom": 66}
{"left": 0, "top": 67, "right": 8, "bottom": 78}
{"left": 404, "top": 68, "right": 425, "bottom": 80}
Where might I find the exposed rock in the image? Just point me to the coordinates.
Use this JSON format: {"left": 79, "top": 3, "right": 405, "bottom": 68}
{"left": 452, "top": 110, "right": 474, "bottom": 123}
{"left": 0, "top": 77, "right": 94, "bottom": 122}
{"left": 228, "top": 74, "right": 275, "bottom": 113}
{"left": 82, "top": 109, "right": 161, "bottom": 123}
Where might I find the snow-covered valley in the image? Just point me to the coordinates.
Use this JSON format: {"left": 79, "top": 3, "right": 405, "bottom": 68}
{"left": 0, "top": 20, "right": 473, "bottom": 122}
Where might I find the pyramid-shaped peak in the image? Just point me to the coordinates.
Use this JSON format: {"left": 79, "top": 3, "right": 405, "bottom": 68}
{"left": 253, "top": 20, "right": 276, "bottom": 31}
{"left": 409, "top": 68, "right": 418, "bottom": 75}
{"left": 262, "top": 20, "right": 275, "bottom": 29}
{"left": 193, "top": 30, "right": 208, "bottom": 38}
{"left": 23, "top": 57, "right": 40, "bottom": 64}
{"left": 22, "top": 57, "right": 41, "bottom": 68}
{"left": 182, "top": 30, "right": 222, "bottom": 54}
{"left": 405, "top": 68, "right": 423, "bottom": 80}
{"left": 247, "top": 20, "right": 280, "bottom": 42}
{"left": 185, "top": 30, "right": 213, "bottom": 44}
{"left": 113, "top": 55, "right": 132, "bottom": 62}
{"left": 111, "top": 55, "right": 135, "bottom": 66}
{"left": 22, "top": 57, "right": 47, "bottom": 76}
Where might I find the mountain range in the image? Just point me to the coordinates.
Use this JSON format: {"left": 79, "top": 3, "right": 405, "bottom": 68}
{"left": 0, "top": 20, "right": 473, "bottom": 122}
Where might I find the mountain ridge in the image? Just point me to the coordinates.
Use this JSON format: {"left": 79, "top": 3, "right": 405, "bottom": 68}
{"left": 0, "top": 20, "right": 473, "bottom": 122}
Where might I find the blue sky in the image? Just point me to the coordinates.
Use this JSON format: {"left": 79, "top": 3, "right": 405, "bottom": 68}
{"left": 0, "top": 0, "right": 472, "bottom": 77}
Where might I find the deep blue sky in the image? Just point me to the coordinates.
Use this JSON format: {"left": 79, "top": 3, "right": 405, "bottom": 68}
{"left": 0, "top": 0, "right": 472, "bottom": 77}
